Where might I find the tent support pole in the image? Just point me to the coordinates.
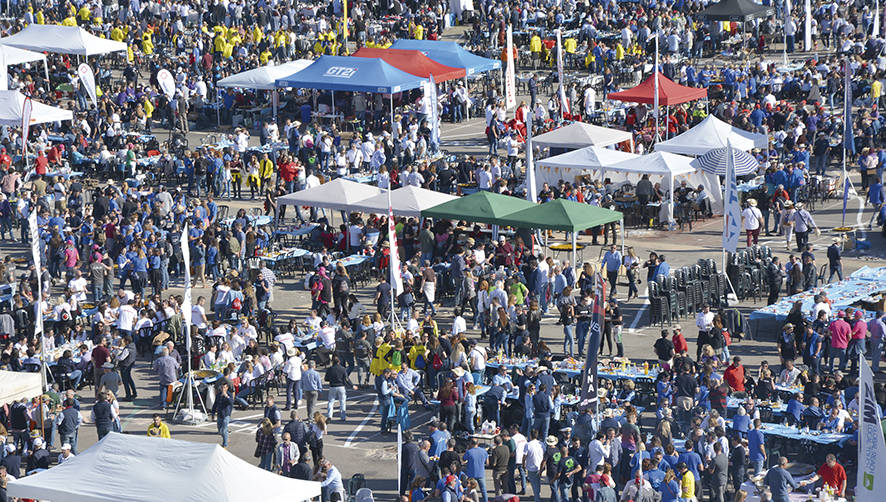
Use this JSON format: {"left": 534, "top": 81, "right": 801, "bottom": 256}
{"left": 620, "top": 218, "right": 625, "bottom": 258}
{"left": 464, "top": 76, "right": 470, "bottom": 120}
{"left": 390, "top": 95, "right": 395, "bottom": 137}
{"left": 571, "top": 230, "right": 577, "bottom": 271}
{"left": 272, "top": 90, "right": 278, "bottom": 120}
{"left": 331, "top": 90, "right": 335, "bottom": 122}
{"left": 669, "top": 174, "right": 674, "bottom": 229}
{"left": 665, "top": 105, "right": 669, "bottom": 139}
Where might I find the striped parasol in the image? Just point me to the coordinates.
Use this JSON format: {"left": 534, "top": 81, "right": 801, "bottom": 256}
{"left": 690, "top": 145, "right": 760, "bottom": 176}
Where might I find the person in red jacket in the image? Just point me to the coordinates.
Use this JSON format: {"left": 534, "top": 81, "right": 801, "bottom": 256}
{"left": 34, "top": 150, "right": 49, "bottom": 175}
{"left": 723, "top": 356, "right": 746, "bottom": 392}
{"left": 672, "top": 326, "right": 689, "bottom": 356}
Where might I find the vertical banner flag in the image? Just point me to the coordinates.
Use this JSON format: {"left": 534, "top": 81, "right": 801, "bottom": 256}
{"left": 526, "top": 112, "right": 537, "bottom": 203}
{"left": 723, "top": 141, "right": 741, "bottom": 253}
{"left": 77, "top": 63, "right": 98, "bottom": 108}
{"left": 804, "top": 0, "right": 812, "bottom": 51}
{"left": 556, "top": 29, "right": 569, "bottom": 117}
{"left": 157, "top": 69, "right": 176, "bottom": 99}
{"left": 876, "top": 0, "right": 882, "bottom": 39}
{"left": 0, "top": 48, "right": 7, "bottom": 91}
{"left": 654, "top": 31, "right": 660, "bottom": 126}
{"left": 784, "top": 0, "right": 792, "bottom": 64}
{"left": 842, "top": 177, "right": 851, "bottom": 226}
{"left": 28, "top": 210, "right": 43, "bottom": 337}
{"left": 21, "top": 97, "right": 32, "bottom": 169}
{"left": 388, "top": 207, "right": 404, "bottom": 293}
{"left": 845, "top": 58, "right": 856, "bottom": 156}
{"left": 858, "top": 354, "right": 886, "bottom": 502}
{"left": 180, "top": 223, "right": 193, "bottom": 352}
{"left": 429, "top": 75, "right": 440, "bottom": 151}
{"left": 505, "top": 25, "right": 517, "bottom": 110}
{"left": 579, "top": 273, "right": 606, "bottom": 411}
{"left": 397, "top": 424, "right": 403, "bottom": 494}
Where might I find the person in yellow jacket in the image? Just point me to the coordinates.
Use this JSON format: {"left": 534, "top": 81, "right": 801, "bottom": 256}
{"left": 252, "top": 25, "right": 263, "bottom": 45}
{"left": 61, "top": 15, "right": 77, "bottom": 26}
{"left": 413, "top": 23, "right": 424, "bottom": 40}
{"left": 615, "top": 42, "right": 625, "bottom": 60}
{"left": 127, "top": 45, "right": 135, "bottom": 63}
{"left": 407, "top": 340, "right": 428, "bottom": 370}
{"left": 222, "top": 41, "right": 234, "bottom": 59}
{"left": 35, "top": 9, "right": 45, "bottom": 24}
{"left": 214, "top": 33, "right": 226, "bottom": 53}
{"left": 141, "top": 33, "right": 154, "bottom": 55}
{"left": 370, "top": 337, "right": 393, "bottom": 376}
{"left": 259, "top": 49, "right": 273, "bottom": 65}
{"left": 142, "top": 96, "right": 154, "bottom": 131}
{"left": 564, "top": 37, "right": 577, "bottom": 53}
{"left": 258, "top": 153, "right": 274, "bottom": 190}
{"left": 77, "top": 5, "right": 90, "bottom": 22}
{"left": 419, "top": 316, "right": 439, "bottom": 338}
{"left": 110, "top": 26, "right": 124, "bottom": 42}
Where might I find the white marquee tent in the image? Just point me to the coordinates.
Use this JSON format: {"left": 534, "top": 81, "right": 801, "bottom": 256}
{"left": 532, "top": 122, "right": 634, "bottom": 150}
{"left": 534, "top": 146, "right": 640, "bottom": 188}
{"left": 0, "top": 370, "right": 41, "bottom": 404}
{"left": 218, "top": 60, "right": 313, "bottom": 90}
{"left": 0, "top": 90, "right": 73, "bottom": 126}
{"left": 8, "top": 433, "right": 322, "bottom": 502}
{"left": 0, "top": 25, "right": 127, "bottom": 56}
{"left": 347, "top": 185, "right": 458, "bottom": 217}
{"left": 277, "top": 178, "right": 385, "bottom": 211}
{"left": 1, "top": 45, "right": 46, "bottom": 67}
{"left": 607, "top": 151, "right": 724, "bottom": 222}
{"left": 654, "top": 115, "right": 768, "bottom": 156}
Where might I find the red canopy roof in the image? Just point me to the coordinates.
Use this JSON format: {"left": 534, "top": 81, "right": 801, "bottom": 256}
{"left": 351, "top": 48, "right": 466, "bottom": 82}
{"left": 608, "top": 72, "right": 708, "bottom": 106}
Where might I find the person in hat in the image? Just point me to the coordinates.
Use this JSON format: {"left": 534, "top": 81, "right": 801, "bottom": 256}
{"left": 98, "top": 362, "right": 123, "bottom": 403}
{"left": 741, "top": 198, "right": 763, "bottom": 247}
{"left": 826, "top": 237, "right": 843, "bottom": 283}
{"left": 58, "top": 443, "right": 75, "bottom": 464}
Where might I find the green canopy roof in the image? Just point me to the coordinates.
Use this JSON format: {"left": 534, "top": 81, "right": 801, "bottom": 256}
{"left": 494, "top": 199, "right": 623, "bottom": 232}
{"left": 420, "top": 191, "right": 538, "bottom": 224}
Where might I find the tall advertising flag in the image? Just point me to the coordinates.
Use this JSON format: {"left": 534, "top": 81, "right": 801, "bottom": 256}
{"left": 0, "top": 48, "right": 7, "bottom": 91}
{"left": 876, "top": 0, "right": 882, "bottom": 38}
{"left": 505, "top": 25, "right": 517, "bottom": 110}
{"left": 579, "top": 273, "right": 606, "bottom": 411}
{"left": 842, "top": 177, "right": 851, "bottom": 227}
{"left": 556, "top": 29, "right": 569, "bottom": 118}
{"left": 526, "top": 112, "right": 537, "bottom": 203}
{"left": 857, "top": 354, "right": 886, "bottom": 502}
{"left": 804, "top": 0, "right": 812, "bottom": 51}
{"left": 844, "top": 58, "right": 856, "bottom": 156}
{"left": 28, "top": 210, "right": 42, "bottom": 337}
{"left": 388, "top": 207, "right": 404, "bottom": 293}
{"left": 180, "top": 223, "right": 193, "bottom": 352}
{"left": 653, "top": 30, "right": 660, "bottom": 135}
{"left": 157, "top": 69, "right": 176, "bottom": 99}
{"left": 429, "top": 75, "right": 440, "bottom": 152}
{"left": 77, "top": 63, "right": 98, "bottom": 108}
{"left": 21, "top": 97, "right": 32, "bottom": 169}
{"left": 723, "top": 141, "right": 741, "bottom": 253}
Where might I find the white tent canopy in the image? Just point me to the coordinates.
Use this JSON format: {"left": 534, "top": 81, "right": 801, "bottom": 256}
{"left": 654, "top": 115, "right": 768, "bottom": 156}
{"left": 607, "top": 151, "right": 724, "bottom": 220}
{"left": 532, "top": 122, "right": 633, "bottom": 150}
{"left": 534, "top": 146, "right": 640, "bottom": 188}
{"left": 1, "top": 45, "right": 46, "bottom": 66}
{"left": 8, "top": 433, "right": 322, "bottom": 502}
{"left": 0, "top": 90, "right": 73, "bottom": 127}
{"left": 218, "top": 60, "right": 313, "bottom": 90}
{"left": 347, "top": 185, "right": 458, "bottom": 217}
{"left": 0, "top": 25, "right": 127, "bottom": 56}
{"left": 0, "top": 370, "right": 41, "bottom": 404}
{"left": 277, "top": 178, "right": 385, "bottom": 211}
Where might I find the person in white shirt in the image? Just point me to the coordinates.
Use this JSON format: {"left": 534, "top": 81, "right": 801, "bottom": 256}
{"left": 116, "top": 302, "right": 138, "bottom": 336}
{"left": 588, "top": 432, "right": 611, "bottom": 469}
{"left": 192, "top": 297, "right": 209, "bottom": 331}
{"left": 274, "top": 330, "right": 295, "bottom": 352}
{"left": 523, "top": 430, "right": 546, "bottom": 497}
{"left": 201, "top": 345, "right": 217, "bottom": 369}
{"left": 238, "top": 318, "right": 258, "bottom": 342}
{"left": 468, "top": 343, "right": 486, "bottom": 384}
{"left": 67, "top": 271, "right": 89, "bottom": 303}
{"left": 283, "top": 348, "right": 303, "bottom": 410}
{"left": 217, "top": 342, "right": 236, "bottom": 366}
{"left": 318, "top": 321, "right": 336, "bottom": 350}
{"left": 452, "top": 310, "right": 467, "bottom": 336}
{"left": 741, "top": 198, "right": 764, "bottom": 247}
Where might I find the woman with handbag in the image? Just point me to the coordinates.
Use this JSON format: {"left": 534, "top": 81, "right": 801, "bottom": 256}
{"left": 255, "top": 418, "right": 277, "bottom": 471}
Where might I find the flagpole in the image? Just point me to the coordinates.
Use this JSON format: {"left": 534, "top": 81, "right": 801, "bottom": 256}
{"left": 654, "top": 32, "right": 660, "bottom": 143}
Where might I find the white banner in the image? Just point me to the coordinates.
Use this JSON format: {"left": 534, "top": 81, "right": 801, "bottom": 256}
{"left": 505, "top": 25, "right": 516, "bottom": 110}
{"left": 429, "top": 75, "right": 440, "bottom": 150}
{"left": 28, "top": 211, "right": 43, "bottom": 336}
{"left": 157, "top": 69, "right": 176, "bottom": 99}
{"left": 388, "top": 207, "right": 403, "bottom": 293}
{"left": 858, "top": 354, "right": 886, "bottom": 502}
{"left": 77, "top": 63, "right": 98, "bottom": 108}
{"left": 875, "top": 0, "right": 881, "bottom": 39}
{"left": 804, "top": 0, "right": 812, "bottom": 51}
{"left": 21, "top": 97, "right": 32, "bottom": 169}
{"left": 723, "top": 141, "right": 741, "bottom": 253}
{"left": 653, "top": 31, "right": 660, "bottom": 122}
{"left": 397, "top": 424, "right": 403, "bottom": 494}
{"left": 0, "top": 48, "right": 7, "bottom": 91}
{"left": 180, "top": 223, "right": 192, "bottom": 352}
{"left": 526, "top": 112, "right": 536, "bottom": 203}
{"left": 555, "top": 30, "right": 569, "bottom": 117}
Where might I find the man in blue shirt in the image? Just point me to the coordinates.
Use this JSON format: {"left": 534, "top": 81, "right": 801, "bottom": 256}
{"left": 602, "top": 245, "right": 622, "bottom": 297}
{"left": 429, "top": 422, "right": 450, "bottom": 458}
{"left": 868, "top": 178, "right": 884, "bottom": 228}
{"left": 677, "top": 439, "right": 703, "bottom": 496}
{"left": 747, "top": 419, "right": 767, "bottom": 474}
{"left": 764, "top": 456, "right": 798, "bottom": 502}
{"left": 463, "top": 438, "right": 490, "bottom": 502}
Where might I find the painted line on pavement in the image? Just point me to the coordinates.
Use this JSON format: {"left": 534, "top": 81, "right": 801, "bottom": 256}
{"left": 628, "top": 287, "right": 649, "bottom": 331}
{"left": 343, "top": 399, "right": 378, "bottom": 447}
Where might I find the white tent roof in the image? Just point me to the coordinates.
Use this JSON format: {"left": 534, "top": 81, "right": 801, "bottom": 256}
{"left": 0, "top": 90, "right": 73, "bottom": 127}
{"left": 654, "top": 114, "right": 768, "bottom": 155}
{"left": 0, "top": 25, "right": 127, "bottom": 57}
{"left": 347, "top": 185, "right": 458, "bottom": 217}
{"left": 277, "top": 178, "right": 385, "bottom": 211}
{"left": 218, "top": 60, "right": 313, "bottom": 90}
{"left": 8, "top": 433, "right": 322, "bottom": 502}
{"left": 0, "top": 45, "right": 46, "bottom": 66}
{"left": 534, "top": 146, "right": 640, "bottom": 188}
{"left": 532, "top": 122, "right": 633, "bottom": 150}
{"left": 607, "top": 151, "right": 697, "bottom": 176}
{"left": 0, "top": 370, "right": 41, "bottom": 404}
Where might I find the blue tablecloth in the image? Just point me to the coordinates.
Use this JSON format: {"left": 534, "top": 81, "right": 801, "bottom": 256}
{"left": 727, "top": 396, "right": 788, "bottom": 415}
{"left": 259, "top": 247, "right": 311, "bottom": 264}
{"left": 273, "top": 224, "right": 318, "bottom": 239}
{"left": 336, "top": 254, "right": 370, "bottom": 268}
{"left": 45, "top": 171, "right": 83, "bottom": 179}
{"left": 850, "top": 266, "right": 886, "bottom": 282}
{"left": 727, "top": 419, "right": 850, "bottom": 445}
{"left": 344, "top": 173, "right": 377, "bottom": 184}
{"left": 736, "top": 180, "right": 763, "bottom": 193}
{"left": 222, "top": 215, "right": 273, "bottom": 228}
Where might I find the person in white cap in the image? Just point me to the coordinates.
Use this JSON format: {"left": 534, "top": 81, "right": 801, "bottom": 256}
{"left": 58, "top": 443, "right": 76, "bottom": 464}
{"left": 26, "top": 437, "right": 50, "bottom": 474}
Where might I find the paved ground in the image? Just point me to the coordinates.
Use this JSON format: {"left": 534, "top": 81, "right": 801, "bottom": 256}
{"left": 10, "top": 40, "right": 886, "bottom": 500}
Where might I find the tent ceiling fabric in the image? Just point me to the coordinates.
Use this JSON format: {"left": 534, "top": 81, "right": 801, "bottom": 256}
{"left": 691, "top": 146, "right": 760, "bottom": 176}
{"left": 532, "top": 122, "right": 633, "bottom": 150}
{"left": 276, "top": 178, "right": 385, "bottom": 211}
{"left": 608, "top": 72, "right": 708, "bottom": 106}
{"left": 607, "top": 151, "right": 697, "bottom": 176}
{"left": 655, "top": 114, "right": 768, "bottom": 155}
{"left": 0, "top": 45, "right": 46, "bottom": 66}
{"left": 421, "top": 190, "right": 537, "bottom": 225}
{"left": 0, "top": 90, "right": 73, "bottom": 127}
{"left": 700, "top": 0, "right": 774, "bottom": 21}
{"left": 218, "top": 60, "right": 313, "bottom": 90}
{"left": 351, "top": 48, "right": 466, "bottom": 82}
{"left": 7, "top": 433, "right": 322, "bottom": 502}
{"left": 347, "top": 186, "right": 458, "bottom": 217}
{"left": 495, "top": 199, "right": 623, "bottom": 232}
{"left": 0, "top": 25, "right": 127, "bottom": 56}
{"left": 536, "top": 145, "right": 640, "bottom": 170}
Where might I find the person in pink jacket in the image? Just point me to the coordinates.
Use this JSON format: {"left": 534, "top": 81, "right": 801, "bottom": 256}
{"left": 828, "top": 311, "right": 851, "bottom": 373}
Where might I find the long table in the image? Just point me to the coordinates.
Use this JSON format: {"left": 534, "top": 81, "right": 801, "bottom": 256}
{"left": 727, "top": 419, "right": 850, "bottom": 445}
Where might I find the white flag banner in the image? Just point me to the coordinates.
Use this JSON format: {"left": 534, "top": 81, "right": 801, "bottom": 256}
{"left": 28, "top": 210, "right": 43, "bottom": 336}
{"left": 505, "top": 25, "right": 517, "bottom": 110}
{"left": 77, "top": 63, "right": 98, "bottom": 108}
{"left": 723, "top": 141, "right": 741, "bottom": 253}
{"left": 388, "top": 208, "right": 403, "bottom": 293}
{"left": 180, "top": 223, "right": 193, "bottom": 353}
{"left": 157, "top": 69, "right": 176, "bottom": 99}
{"left": 526, "top": 113, "right": 537, "bottom": 203}
{"left": 397, "top": 424, "right": 403, "bottom": 494}
{"left": 21, "top": 97, "right": 32, "bottom": 164}
{"left": 804, "top": 0, "right": 812, "bottom": 51}
{"left": 653, "top": 32, "right": 660, "bottom": 122}
{"left": 555, "top": 30, "right": 569, "bottom": 117}
{"left": 875, "top": 0, "right": 881, "bottom": 39}
{"left": 858, "top": 354, "right": 886, "bottom": 502}
{"left": 0, "top": 49, "right": 7, "bottom": 91}
{"left": 429, "top": 74, "right": 440, "bottom": 150}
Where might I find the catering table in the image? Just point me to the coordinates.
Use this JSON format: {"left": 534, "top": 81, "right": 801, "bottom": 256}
{"left": 336, "top": 254, "right": 370, "bottom": 269}
{"left": 257, "top": 247, "right": 311, "bottom": 264}
{"left": 726, "top": 396, "right": 788, "bottom": 416}
{"left": 726, "top": 419, "right": 851, "bottom": 445}
{"left": 45, "top": 171, "right": 84, "bottom": 179}
{"left": 221, "top": 214, "right": 273, "bottom": 228}
{"left": 273, "top": 224, "right": 318, "bottom": 241}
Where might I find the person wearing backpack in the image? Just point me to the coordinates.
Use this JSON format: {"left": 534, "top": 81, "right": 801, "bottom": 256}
{"left": 351, "top": 331, "right": 372, "bottom": 387}
{"left": 332, "top": 265, "right": 351, "bottom": 320}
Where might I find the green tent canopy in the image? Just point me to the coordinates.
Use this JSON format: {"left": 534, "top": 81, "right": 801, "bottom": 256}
{"left": 495, "top": 199, "right": 623, "bottom": 232}
{"left": 420, "top": 190, "right": 538, "bottom": 224}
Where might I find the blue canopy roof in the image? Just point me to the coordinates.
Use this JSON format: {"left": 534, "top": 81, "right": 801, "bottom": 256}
{"left": 389, "top": 40, "right": 502, "bottom": 75}
{"left": 274, "top": 55, "right": 426, "bottom": 93}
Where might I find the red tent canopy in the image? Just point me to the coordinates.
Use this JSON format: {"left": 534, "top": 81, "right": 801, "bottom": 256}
{"left": 608, "top": 72, "right": 708, "bottom": 106}
{"left": 351, "top": 48, "right": 466, "bottom": 82}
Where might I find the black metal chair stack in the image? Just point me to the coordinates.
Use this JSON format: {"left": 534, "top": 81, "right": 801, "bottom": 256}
{"left": 648, "top": 281, "right": 671, "bottom": 327}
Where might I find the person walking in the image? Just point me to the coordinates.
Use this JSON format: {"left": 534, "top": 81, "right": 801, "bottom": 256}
{"left": 211, "top": 381, "right": 234, "bottom": 447}
{"left": 741, "top": 198, "right": 763, "bottom": 247}
{"left": 54, "top": 398, "right": 82, "bottom": 454}
{"left": 301, "top": 361, "right": 323, "bottom": 419}
{"left": 826, "top": 238, "right": 843, "bottom": 283}
{"left": 325, "top": 356, "right": 351, "bottom": 421}
{"left": 255, "top": 418, "right": 277, "bottom": 471}
{"left": 117, "top": 336, "right": 137, "bottom": 401}
{"left": 90, "top": 391, "right": 116, "bottom": 440}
